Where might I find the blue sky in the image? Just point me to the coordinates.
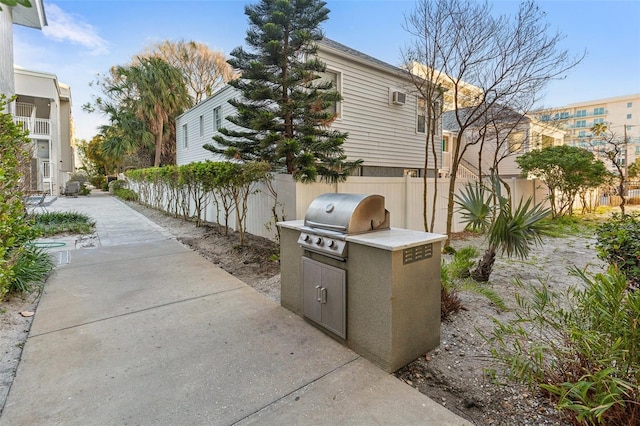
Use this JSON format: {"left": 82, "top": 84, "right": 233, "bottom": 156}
{"left": 12, "top": 0, "right": 640, "bottom": 141}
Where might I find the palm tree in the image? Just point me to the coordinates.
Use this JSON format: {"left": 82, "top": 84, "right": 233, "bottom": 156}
{"left": 455, "top": 173, "right": 551, "bottom": 282}
{"left": 112, "top": 57, "right": 192, "bottom": 167}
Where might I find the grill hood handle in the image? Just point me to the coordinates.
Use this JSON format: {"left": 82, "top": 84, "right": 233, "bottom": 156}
{"left": 305, "top": 221, "right": 347, "bottom": 232}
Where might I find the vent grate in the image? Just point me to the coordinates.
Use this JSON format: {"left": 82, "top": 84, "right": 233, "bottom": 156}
{"left": 403, "top": 243, "right": 433, "bottom": 264}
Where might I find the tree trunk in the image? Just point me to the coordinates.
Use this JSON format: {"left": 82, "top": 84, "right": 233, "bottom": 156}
{"left": 471, "top": 245, "right": 496, "bottom": 282}
{"left": 154, "top": 121, "right": 164, "bottom": 167}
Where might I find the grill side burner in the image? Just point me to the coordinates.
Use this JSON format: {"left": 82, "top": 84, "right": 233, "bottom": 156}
{"left": 298, "top": 193, "right": 390, "bottom": 259}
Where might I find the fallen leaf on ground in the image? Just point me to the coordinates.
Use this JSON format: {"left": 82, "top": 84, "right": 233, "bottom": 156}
{"left": 20, "top": 311, "right": 34, "bottom": 317}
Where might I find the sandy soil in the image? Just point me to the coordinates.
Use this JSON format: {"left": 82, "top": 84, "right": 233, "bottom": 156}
{"left": 0, "top": 199, "right": 614, "bottom": 424}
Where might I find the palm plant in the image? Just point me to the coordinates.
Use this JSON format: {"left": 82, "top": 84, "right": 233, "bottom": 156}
{"left": 455, "top": 173, "right": 551, "bottom": 282}
{"left": 111, "top": 57, "right": 192, "bottom": 167}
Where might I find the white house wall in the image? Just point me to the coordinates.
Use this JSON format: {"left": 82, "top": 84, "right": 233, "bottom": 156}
{"left": 14, "top": 71, "right": 58, "bottom": 99}
{"left": 460, "top": 133, "right": 523, "bottom": 177}
{"left": 176, "top": 85, "right": 238, "bottom": 165}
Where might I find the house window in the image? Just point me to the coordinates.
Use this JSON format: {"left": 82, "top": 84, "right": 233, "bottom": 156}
{"left": 593, "top": 107, "right": 605, "bottom": 115}
{"left": 541, "top": 114, "right": 550, "bottom": 121}
{"left": 43, "top": 161, "right": 51, "bottom": 178}
{"left": 317, "top": 70, "right": 342, "bottom": 118}
{"left": 578, "top": 131, "right": 586, "bottom": 138}
{"left": 213, "top": 106, "right": 222, "bottom": 131}
{"left": 627, "top": 113, "right": 633, "bottom": 120}
{"left": 576, "top": 110, "right": 587, "bottom": 117}
{"left": 508, "top": 131, "right": 525, "bottom": 153}
{"left": 417, "top": 97, "right": 426, "bottom": 134}
{"left": 628, "top": 102, "right": 633, "bottom": 108}
{"left": 442, "top": 138, "right": 449, "bottom": 152}
{"left": 635, "top": 145, "right": 640, "bottom": 155}
{"left": 199, "top": 115, "right": 204, "bottom": 137}
{"left": 593, "top": 118, "right": 604, "bottom": 125}
{"left": 182, "top": 123, "right": 188, "bottom": 148}
{"left": 576, "top": 120, "right": 586, "bottom": 128}
{"left": 561, "top": 112, "right": 569, "bottom": 119}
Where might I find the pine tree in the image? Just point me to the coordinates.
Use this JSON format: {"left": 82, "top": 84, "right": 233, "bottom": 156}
{"left": 204, "top": 0, "right": 361, "bottom": 183}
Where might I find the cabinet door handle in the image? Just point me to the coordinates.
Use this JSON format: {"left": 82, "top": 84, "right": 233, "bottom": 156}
{"left": 315, "top": 285, "right": 322, "bottom": 302}
{"left": 321, "top": 287, "right": 327, "bottom": 304}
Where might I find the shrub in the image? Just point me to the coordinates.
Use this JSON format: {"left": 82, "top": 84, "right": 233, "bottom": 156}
{"left": 595, "top": 213, "right": 640, "bottom": 289}
{"left": 32, "top": 211, "right": 95, "bottom": 236}
{"left": 68, "top": 172, "right": 89, "bottom": 184}
{"left": 90, "top": 175, "right": 106, "bottom": 189}
{"left": 485, "top": 267, "right": 639, "bottom": 425}
{"left": 114, "top": 188, "right": 138, "bottom": 201}
{"left": 79, "top": 185, "right": 91, "bottom": 196}
{"left": 440, "top": 246, "right": 505, "bottom": 320}
{"left": 0, "top": 94, "right": 40, "bottom": 300}
{"left": 9, "top": 245, "right": 54, "bottom": 294}
{"left": 109, "top": 179, "right": 128, "bottom": 192}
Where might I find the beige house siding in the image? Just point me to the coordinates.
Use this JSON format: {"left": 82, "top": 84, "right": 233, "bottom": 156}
{"left": 176, "top": 39, "right": 441, "bottom": 175}
{"left": 318, "top": 46, "right": 436, "bottom": 172}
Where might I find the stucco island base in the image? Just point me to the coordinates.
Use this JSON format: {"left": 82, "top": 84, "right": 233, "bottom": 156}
{"left": 278, "top": 221, "right": 446, "bottom": 373}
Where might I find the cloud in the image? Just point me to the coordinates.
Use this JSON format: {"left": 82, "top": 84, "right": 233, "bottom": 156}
{"left": 42, "top": 3, "right": 109, "bottom": 55}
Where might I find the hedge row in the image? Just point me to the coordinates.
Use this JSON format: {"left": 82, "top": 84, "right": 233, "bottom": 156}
{"left": 125, "top": 161, "right": 271, "bottom": 245}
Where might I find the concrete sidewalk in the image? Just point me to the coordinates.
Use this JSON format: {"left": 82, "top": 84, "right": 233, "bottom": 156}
{"left": 2, "top": 192, "right": 469, "bottom": 425}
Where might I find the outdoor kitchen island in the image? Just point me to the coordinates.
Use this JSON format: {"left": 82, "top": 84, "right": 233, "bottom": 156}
{"left": 278, "top": 198, "right": 446, "bottom": 373}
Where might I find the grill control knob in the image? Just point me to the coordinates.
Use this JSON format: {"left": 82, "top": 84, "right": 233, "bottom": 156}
{"left": 302, "top": 234, "right": 310, "bottom": 242}
{"left": 314, "top": 237, "right": 323, "bottom": 245}
{"left": 327, "top": 240, "right": 336, "bottom": 249}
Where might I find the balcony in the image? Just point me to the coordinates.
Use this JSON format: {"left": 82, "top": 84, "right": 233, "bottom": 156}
{"left": 14, "top": 116, "right": 51, "bottom": 136}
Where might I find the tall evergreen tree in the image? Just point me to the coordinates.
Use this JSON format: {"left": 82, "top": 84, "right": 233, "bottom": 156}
{"left": 204, "top": 0, "right": 361, "bottom": 183}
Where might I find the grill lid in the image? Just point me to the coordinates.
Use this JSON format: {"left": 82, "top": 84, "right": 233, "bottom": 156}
{"left": 304, "top": 193, "right": 390, "bottom": 235}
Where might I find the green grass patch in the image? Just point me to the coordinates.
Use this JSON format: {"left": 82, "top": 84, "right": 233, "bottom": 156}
{"left": 32, "top": 211, "right": 96, "bottom": 236}
{"left": 542, "top": 214, "right": 603, "bottom": 238}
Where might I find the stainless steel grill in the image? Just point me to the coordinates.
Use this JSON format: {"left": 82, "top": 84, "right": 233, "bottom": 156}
{"left": 297, "top": 193, "right": 390, "bottom": 260}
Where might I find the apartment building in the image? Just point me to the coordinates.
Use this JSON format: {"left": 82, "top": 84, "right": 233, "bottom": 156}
{"left": 14, "top": 67, "right": 74, "bottom": 195}
{"left": 537, "top": 94, "right": 640, "bottom": 167}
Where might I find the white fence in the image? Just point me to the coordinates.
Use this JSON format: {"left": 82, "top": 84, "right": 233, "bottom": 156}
{"left": 128, "top": 173, "right": 551, "bottom": 240}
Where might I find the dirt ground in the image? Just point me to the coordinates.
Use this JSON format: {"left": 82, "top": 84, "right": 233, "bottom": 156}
{"left": 0, "top": 199, "right": 613, "bottom": 424}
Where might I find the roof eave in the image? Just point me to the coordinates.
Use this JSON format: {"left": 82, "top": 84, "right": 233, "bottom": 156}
{"left": 12, "top": 0, "right": 47, "bottom": 29}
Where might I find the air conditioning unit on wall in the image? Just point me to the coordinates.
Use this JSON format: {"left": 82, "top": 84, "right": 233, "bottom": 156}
{"left": 392, "top": 91, "right": 406, "bottom": 105}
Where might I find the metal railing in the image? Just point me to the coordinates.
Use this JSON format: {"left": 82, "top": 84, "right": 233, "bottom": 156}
{"left": 14, "top": 117, "right": 51, "bottom": 136}
{"left": 15, "top": 102, "right": 35, "bottom": 117}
